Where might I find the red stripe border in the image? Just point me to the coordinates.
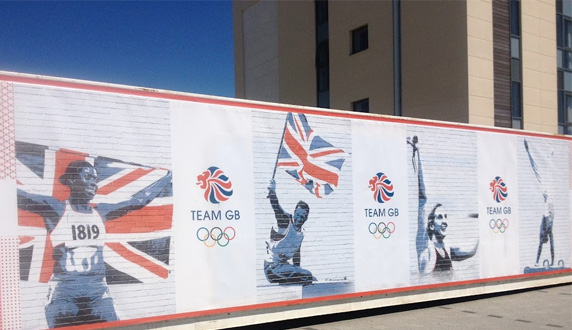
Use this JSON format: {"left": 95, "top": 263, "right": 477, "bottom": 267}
{"left": 48, "top": 269, "right": 571, "bottom": 330}
{"left": 1, "top": 72, "right": 570, "bottom": 141}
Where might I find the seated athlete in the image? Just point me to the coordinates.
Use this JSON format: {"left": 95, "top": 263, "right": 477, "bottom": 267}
{"left": 17, "top": 160, "right": 171, "bottom": 328}
{"left": 264, "top": 179, "right": 316, "bottom": 285}
{"left": 408, "top": 136, "right": 478, "bottom": 274}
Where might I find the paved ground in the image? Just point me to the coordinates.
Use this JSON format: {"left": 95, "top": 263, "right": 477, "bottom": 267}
{"left": 233, "top": 284, "right": 572, "bottom": 330}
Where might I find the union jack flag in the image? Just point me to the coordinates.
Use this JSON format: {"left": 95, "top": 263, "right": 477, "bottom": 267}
{"left": 276, "top": 113, "right": 346, "bottom": 198}
{"left": 16, "top": 141, "right": 172, "bottom": 284}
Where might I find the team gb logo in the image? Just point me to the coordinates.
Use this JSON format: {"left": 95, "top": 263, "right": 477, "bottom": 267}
{"left": 369, "top": 172, "right": 394, "bottom": 203}
{"left": 489, "top": 176, "right": 508, "bottom": 203}
{"left": 196, "top": 166, "right": 233, "bottom": 204}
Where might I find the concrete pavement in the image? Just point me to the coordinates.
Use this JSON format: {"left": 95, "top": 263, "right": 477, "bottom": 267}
{"left": 233, "top": 284, "right": 571, "bottom": 330}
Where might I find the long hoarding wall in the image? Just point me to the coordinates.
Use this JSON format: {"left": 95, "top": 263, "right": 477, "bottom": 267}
{"left": 0, "top": 75, "right": 570, "bottom": 330}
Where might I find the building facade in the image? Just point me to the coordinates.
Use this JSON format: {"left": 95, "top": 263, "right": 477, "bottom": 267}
{"left": 234, "top": 0, "right": 571, "bottom": 135}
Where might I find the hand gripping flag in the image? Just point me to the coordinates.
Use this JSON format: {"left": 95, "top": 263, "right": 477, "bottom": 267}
{"left": 275, "top": 113, "right": 346, "bottom": 198}
{"left": 16, "top": 141, "right": 172, "bottom": 284}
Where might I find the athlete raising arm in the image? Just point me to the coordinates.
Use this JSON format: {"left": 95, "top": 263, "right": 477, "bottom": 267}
{"left": 263, "top": 179, "right": 316, "bottom": 285}
{"left": 17, "top": 160, "right": 171, "bottom": 328}
{"left": 408, "top": 136, "right": 478, "bottom": 274}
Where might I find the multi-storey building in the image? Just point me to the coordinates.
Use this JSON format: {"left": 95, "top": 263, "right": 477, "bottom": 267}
{"left": 234, "top": 0, "right": 571, "bottom": 135}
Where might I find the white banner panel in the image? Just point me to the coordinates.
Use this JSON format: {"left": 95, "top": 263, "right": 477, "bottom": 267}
{"left": 171, "top": 101, "right": 257, "bottom": 312}
{"left": 352, "top": 120, "right": 409, "bottom": 292}
{"left": 478, "top": 132, "right": 519, "bottom": 277}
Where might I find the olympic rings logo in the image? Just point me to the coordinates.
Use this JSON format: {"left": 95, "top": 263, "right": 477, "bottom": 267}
{"left": 368, "top": 222, "right": 395, "bottom": 239}
{"left": 196, "top": 226, "right": 236, "bottom": 247}
{"left": 489, "top": 219, "right": 509, "bottom": 233}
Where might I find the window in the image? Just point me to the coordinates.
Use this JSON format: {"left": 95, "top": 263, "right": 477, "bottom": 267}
{"left": 352, "top": 98, "right": 369, "bottom": 113}
{"left": 315, "top": 0, "right": 329, "bottom": 108}
{"left": 558, "top": 0, "right": 572, "bottom": 134}
{"left": 510, "top": 0, "right": 520, "bottom": 35}
{"left": 511, "top": 81, "right": 522, "bottom": 128}
{"left": 351, "top": 25, "right": 368, "bottom": 54}
{"left": 510, "top": 0, "right": 522, "bottom": 129}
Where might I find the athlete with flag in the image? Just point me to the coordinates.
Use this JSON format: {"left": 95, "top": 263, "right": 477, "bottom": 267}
{"left": 263, "top": 112, "right": 345, "bottom": 285}
{"left": 264, "top": 179, "right": 316, "bottom": 285}
{"left": 17, "top": 160, "right": 172, "bottom": 328}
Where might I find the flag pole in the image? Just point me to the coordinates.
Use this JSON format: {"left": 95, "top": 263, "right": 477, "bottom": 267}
{"left": 271, "top": 114, "right": 289, "bottom": 180}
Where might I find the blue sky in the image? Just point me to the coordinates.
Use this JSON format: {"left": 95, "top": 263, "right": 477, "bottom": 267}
{"left": 0, "top": 1, "right": 235, "bottom": 97}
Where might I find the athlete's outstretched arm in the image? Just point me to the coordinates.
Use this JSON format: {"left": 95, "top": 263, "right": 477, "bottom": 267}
{"left": 16, "top": 189, "right": 65, "bottom": 232}
{"left": 97, "top": 170, "right": 172, "bottom": 221}
{"left": 524, "top": 139, "right": 554, "bottom": 210}
{"left": 524, "top": 139, "right": 544, "bottom": 188}
{"left": 267, "top": 179, "right": 290, "bottom": 229}
{"left": 409, "top": 136, "right": 430, "bottom": 272}
{"left": 450, "top": 239, "right": 479, "bottom": 261}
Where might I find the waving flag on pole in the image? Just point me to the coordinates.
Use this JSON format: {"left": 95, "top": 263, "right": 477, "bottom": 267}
{"left": 276, "top": 113, "right": 346, "bottom": 198}
{"left": 16, "top": 141, "right": 172, "bottom": 284}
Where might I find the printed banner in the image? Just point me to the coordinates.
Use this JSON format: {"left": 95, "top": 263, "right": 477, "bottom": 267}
{"left": 517, "top": 137, "right": 570, "bottom": 274}
{"left": 405, "top": 126, "right": 480, "bottom": 284}
{"left": 352, "top": 120, "right": 409, "bottom": 291}
{"left": 0, "top": 78, "right": 570, "bottom": 330}
{"left": 171, "top": 101, "right": 257, "bottom": 312}
{"left": 12, "top": 85, "right": 175, "bottom": 330}
{"left": 478, "top": 133, "right": 520, "bottom": 277}
{"left": 252, "top": 111, "right": 354, "bottom": 302}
